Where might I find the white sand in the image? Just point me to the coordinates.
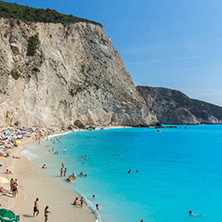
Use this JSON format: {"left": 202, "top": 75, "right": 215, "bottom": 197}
{"left": 0, "top": 137, "right": 96, "bottom": 222}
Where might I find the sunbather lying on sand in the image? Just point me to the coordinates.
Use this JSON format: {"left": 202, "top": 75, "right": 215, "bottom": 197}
{"left": 0, "top": 187, "right": 7, "bottom": 194}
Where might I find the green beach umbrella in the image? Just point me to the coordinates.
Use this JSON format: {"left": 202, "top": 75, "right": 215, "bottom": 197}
{"left": 0, "top": 209, "right": 19, "bottom": 222}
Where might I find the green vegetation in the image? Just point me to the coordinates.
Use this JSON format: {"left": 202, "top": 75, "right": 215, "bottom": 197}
{"left": 27, "top": 34, "right": 40, "bottom": 56}
{"left": 0, "top": 1, "right": 102, "bottom": 26}
{"left": 11, "top": 69, "right": 20, "bottom": 80}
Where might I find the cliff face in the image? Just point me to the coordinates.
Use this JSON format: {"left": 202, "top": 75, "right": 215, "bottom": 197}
{"left": 136, "top": 86, "right": 222, "bottom": 124}
{"left": 0, "top": 18, "right": 157, "bottom": 127}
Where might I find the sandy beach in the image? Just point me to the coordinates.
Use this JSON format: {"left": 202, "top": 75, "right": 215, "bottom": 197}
{"left": 0, "top": 136, "right": 96, "bottom": 222}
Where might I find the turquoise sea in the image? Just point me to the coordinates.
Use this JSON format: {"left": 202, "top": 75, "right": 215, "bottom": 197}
{"left": 26, "top": 125, "right": 222, "bottom": 222}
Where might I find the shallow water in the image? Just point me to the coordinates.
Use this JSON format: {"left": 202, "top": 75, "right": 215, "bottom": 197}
{"left": 25, "top": 125, "right": 222, "bottom": 222}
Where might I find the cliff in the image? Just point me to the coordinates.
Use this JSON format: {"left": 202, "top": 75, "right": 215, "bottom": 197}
{"left": 136, "top": 86, "right": 222, "bottom": 124}
{"left": 0, "top": 17, "right": 157, "bottom": 128}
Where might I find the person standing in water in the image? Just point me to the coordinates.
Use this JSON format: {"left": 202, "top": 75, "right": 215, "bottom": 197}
{"left": 64, "top": 168, "right": 67, "bottom": 177}
{"left": 60, "top": 168, "right": 63, "bottom": 177}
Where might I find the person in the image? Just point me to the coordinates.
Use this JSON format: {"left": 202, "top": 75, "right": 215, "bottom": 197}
{"left": 33, "top": 198, "right": 39, "bottom": 217}
{"left": 80, "top": 197, "right": 84, "bottom": 207}
{"left": 80, "top": 172, "right": 84, "bottom": 176}
{"left": 128, "top": 169, "right": 131, "bottom": 174}
{"left": 5, "top": 169, "right": 12, "bottom": 174}
{"left": 60, "top": 168, "right": 63, "bottom": 177}
{"left": 96, "top": 204, "right": 101, "bottom": 210}
{"left": 0, "top": 187, "right": 7, "bottom": 194}
{"left": 92, "top": 195, "right": 96, "bottom": 199}
{"left": 189, "top": 211, "right": 196, "bottom": 216}
{"left": 85, "top": 174, "right": 87, "bottom": 177}
{"left": 14, "top": 179, "right": 19, "bottom": 194}
{"left": 10, "top": 178, "right": 14, "bottom": 192}
{"left": 141, "top": 220, "right": 144, "bottom": 222}
{"left": 61, "top": 163, "right": 64, "bottom": 168}
{"left": 12, "top": 184, "right": 17, "bottom": 198}
{"left": 64, "top": 168, "right": 67, "bottom": 177}
{"left": 44, "top": 206, "right": 51, "bottom": 222}
{"left": 42, "top": 164, "right": 46, "bottom": 169}
{"left": 73, "top": 197, "right": 81, "bottom": 206}
{"left": 136, "top": 170, "right": 139, "bottom": 173}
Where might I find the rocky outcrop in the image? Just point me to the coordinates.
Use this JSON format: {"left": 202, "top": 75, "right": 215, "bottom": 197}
{"left": 136, "top": 86, "right": 222, "bottom": 124}
{"left": 0, "top": 18, "right": 157, "bottom": 128}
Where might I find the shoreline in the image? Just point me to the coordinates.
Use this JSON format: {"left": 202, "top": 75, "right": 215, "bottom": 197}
{"left": 0, "top": 134, "right": 97, "bottom": 222}
{"left": 0, "top": 125, "right": 135, "bottom": 222}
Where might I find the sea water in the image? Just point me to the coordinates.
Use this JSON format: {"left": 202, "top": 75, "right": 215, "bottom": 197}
{"left": 25, "top": 125, "right": 222, "bottom": 222}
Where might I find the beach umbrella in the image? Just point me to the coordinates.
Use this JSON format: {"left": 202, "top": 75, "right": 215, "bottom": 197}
{"left": 0, "top": 177, "right": 9, "bottom": 184}
{"left": 0, "top": 209, "right": 20, "bottom": 222}
{"left": 15, "top": 141, "right": 21, "bottom": 144}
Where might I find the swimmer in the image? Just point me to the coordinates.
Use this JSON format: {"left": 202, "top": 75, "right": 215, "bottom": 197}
{"left": 42, "top": 164, "right": 46, "bottom": 169}
{"left": 136, "top": 170, "right": 139, "bottom": 173}
{"left": 80, "top": 172, "right": 84, "bottom": 176}
{"left": 96, "top": 204, "right": 101, "bottom": 210}
{"left": 92, "top": 195, "right": 96, "bottom": 199}
{"left": 85, "top": 174, "right": 87, "bottom": 177}
{"left": 189, "top": 211, "right": 196, "bottom": 216}
{"left": 128, "top": 169, "right": 131, "bottom": 174}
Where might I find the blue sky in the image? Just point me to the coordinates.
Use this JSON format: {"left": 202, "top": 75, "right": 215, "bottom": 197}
{"left": 5, "top": 0, "right": 222, "bottom": 106}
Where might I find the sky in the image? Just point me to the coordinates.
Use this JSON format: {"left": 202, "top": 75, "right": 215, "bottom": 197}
{"left": 5, "top": 0, "right": 222, "bottom": 106}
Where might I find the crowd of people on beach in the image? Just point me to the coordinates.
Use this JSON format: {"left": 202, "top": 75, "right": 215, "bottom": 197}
{"left": 43, "top": 136, "right": 103, "bottom": 214}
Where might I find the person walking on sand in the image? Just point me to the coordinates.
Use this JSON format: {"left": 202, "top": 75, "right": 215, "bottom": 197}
{"left": 44, "top": 206, "right": 51, "bottom": 222}
{"left": 60, "top": 168, "right": 63, "bottom": 177}
{"left": 64, "top": 168, "right": 67, "bottom": 177}
{"left": 33, "top": 198, "right": 39, "bottom": 217}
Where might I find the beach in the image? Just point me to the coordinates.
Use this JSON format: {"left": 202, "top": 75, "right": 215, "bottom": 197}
{"left": 0, "top": 134, "right": 96, "bottom": 222}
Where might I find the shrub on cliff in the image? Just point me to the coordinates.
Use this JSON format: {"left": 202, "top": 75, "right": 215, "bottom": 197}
{"left": 0, "top": 1, "right": 102, "bottom": 26}
{"left": 27, "top": 34, "right": 40, "bottom": 56}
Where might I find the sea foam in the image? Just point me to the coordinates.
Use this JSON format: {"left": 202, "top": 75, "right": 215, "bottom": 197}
{"left": 20, "top": 149, "right": 38, "bottom": 160}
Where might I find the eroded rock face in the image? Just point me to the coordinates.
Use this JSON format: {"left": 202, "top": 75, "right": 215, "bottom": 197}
{"left": 0, "top": 18, "right": 157, "bottom": 127}
{"left": 136, "top": 86, "right": 222, "bottom": 124}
